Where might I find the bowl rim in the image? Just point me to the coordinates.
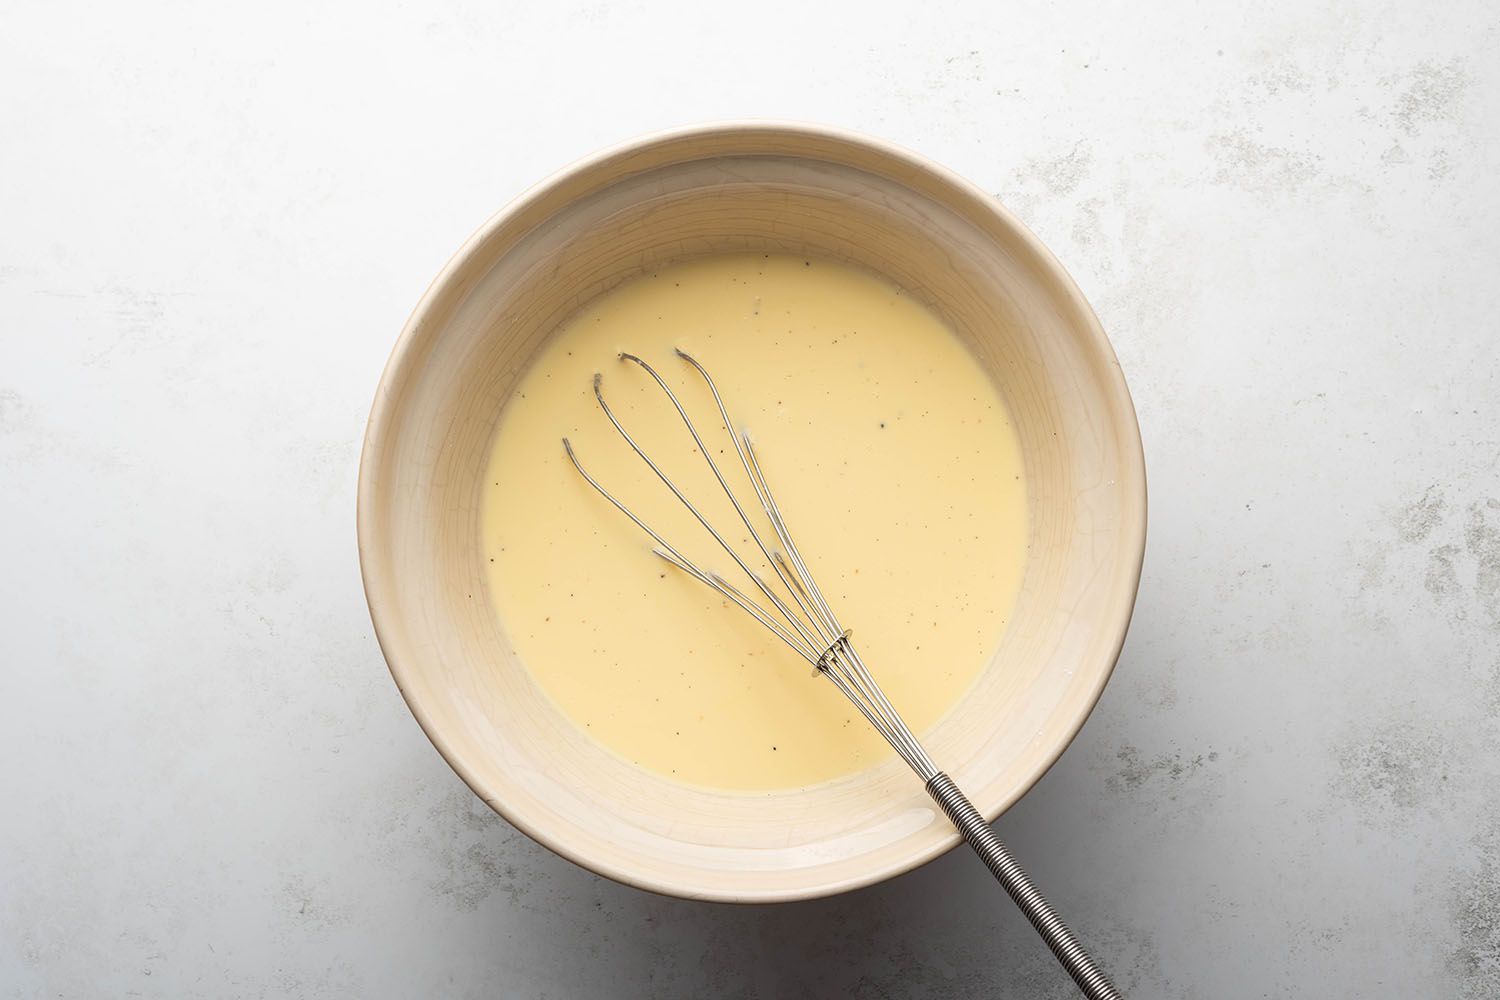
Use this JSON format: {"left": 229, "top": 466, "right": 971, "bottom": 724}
{"left": 357, "top": 119, "right": 1148, "bottom": 903}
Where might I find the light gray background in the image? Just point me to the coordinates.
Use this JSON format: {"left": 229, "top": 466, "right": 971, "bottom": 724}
{"left": 3, "top": 1, "right": 1497, "bottom": 996}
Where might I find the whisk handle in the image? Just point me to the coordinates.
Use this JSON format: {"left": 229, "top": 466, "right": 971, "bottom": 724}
{"left": 925, "top": 773, "right": 1122, "bottom": 1000}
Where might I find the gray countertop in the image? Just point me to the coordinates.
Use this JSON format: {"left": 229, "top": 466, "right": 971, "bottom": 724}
{"left": 3, "top": 1, "right": 1497, "bottom": 996}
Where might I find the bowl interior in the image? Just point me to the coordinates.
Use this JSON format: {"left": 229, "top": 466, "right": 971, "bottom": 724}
{"left": 359, "top": 125, "right": 1145, "bottom": 901}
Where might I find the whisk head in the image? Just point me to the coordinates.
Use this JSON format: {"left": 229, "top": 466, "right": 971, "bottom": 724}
{"left": 562, "top": 350, "right": 938, "bottom": 781}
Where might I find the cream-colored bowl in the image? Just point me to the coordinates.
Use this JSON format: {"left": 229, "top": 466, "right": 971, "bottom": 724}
{"left": 358, "top": 122, "right": 1146, "bottom": 902}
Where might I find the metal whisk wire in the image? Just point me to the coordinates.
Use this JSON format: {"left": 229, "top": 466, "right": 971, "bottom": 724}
{"left": 562, "top": 351, "right": 1122, "bottom": 1000}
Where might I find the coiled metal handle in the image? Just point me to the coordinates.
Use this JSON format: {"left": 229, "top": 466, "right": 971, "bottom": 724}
{"left": 926, "top": 773, "right": 1122, "bottom": 1000}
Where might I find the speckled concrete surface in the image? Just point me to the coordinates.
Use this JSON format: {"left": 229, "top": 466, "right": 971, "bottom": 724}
{"left": 3, "top": 1, "right": 1497, "bottom": 996}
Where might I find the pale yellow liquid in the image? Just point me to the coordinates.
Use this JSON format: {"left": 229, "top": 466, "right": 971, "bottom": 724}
{"left": 482, "top": 254, "right": 1027, "bottom": 791}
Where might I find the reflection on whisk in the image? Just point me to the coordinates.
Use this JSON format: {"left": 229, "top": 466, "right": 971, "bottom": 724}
{"left": 563, "top": 351, "right": 1122, "bottom": 1000}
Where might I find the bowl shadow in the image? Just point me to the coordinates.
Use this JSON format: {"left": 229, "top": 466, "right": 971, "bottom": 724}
{"left": 435, "top": 723, "right": 1152, "bottom": 999}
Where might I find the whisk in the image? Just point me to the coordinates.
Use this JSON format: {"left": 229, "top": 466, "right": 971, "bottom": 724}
{"left": 563, "top": 350, "right": 1122, "bottom": 1000}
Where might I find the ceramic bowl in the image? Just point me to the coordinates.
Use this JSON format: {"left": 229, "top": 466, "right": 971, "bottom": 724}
{"left": 358, "top": 122, "right": 1146, "bottom": 902}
